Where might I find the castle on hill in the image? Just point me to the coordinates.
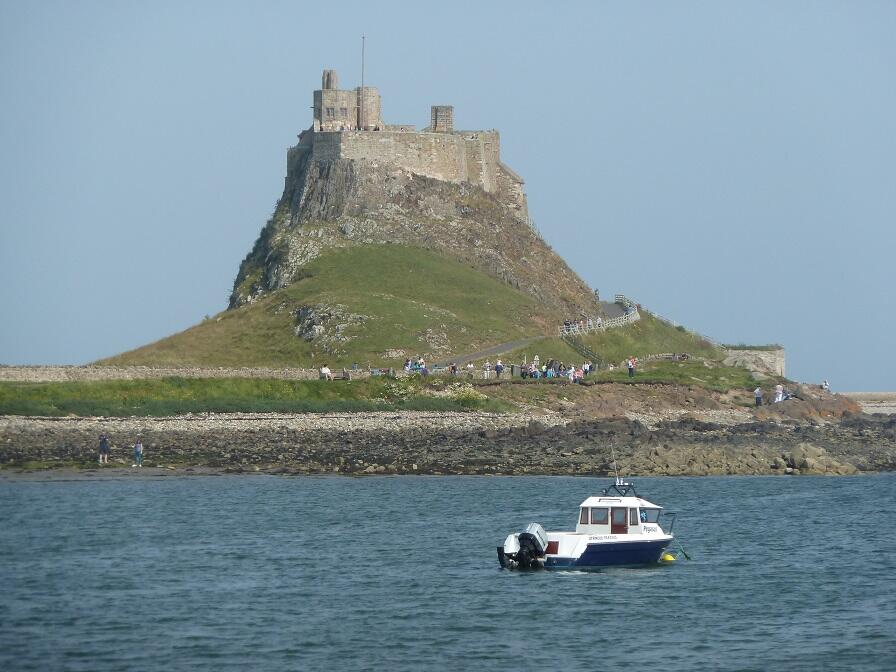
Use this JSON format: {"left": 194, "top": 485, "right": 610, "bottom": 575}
{"left": 288, "top": 69, "right": 526, "bottom": 213}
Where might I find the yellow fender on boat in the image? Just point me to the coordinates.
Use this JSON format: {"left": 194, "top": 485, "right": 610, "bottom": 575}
{"left": 660, "top": 552, "right": 676, "bottom": 563}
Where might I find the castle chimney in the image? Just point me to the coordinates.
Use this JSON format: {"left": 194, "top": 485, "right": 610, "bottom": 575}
{"left": 431, "top": 105, "right": 454, "bottom": 133}
{"left": 322, "top": 69, "right": 339, "bottom": 90}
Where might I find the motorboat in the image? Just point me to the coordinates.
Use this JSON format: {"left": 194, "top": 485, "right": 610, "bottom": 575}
{"left": 497, "top": 478, "right": 677, "bottom": 570}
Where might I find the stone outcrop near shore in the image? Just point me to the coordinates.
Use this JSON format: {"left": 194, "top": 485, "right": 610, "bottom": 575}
{"left": 2, "top": 410, "right": 893, "bottom": 477}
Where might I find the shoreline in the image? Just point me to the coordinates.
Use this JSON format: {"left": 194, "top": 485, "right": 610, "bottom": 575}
{"left": 2, "top": 465, "right": 892, "bottom": 482}
{"left": 2, "top": 409, "right": 893, "bottom": 478}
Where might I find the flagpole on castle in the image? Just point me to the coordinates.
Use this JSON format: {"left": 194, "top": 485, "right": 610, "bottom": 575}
{"left": 360, "top": 35, "right": 366, "bottom": 130}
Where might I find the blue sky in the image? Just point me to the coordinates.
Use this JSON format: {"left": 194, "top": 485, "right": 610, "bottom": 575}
{"left": 1, "top": 1, "right": 893, "bottom": 391}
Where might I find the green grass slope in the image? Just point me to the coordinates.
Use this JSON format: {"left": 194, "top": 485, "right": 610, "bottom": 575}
{"left": 492, "top": 313, "right": 724, "bottom": 368}
{"left": 99, "top": 245, "right": 557, "bottom": 368}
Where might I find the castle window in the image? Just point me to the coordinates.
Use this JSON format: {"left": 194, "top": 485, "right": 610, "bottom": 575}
{"left": 340, "top": 107, "right": 348, "bottom": 118}
{"left": 326, "top": 107, "right": 335, "bottom": 118}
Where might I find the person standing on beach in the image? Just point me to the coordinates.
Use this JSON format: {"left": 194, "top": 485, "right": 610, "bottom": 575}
{"left": 98, "top": 433, "right": 110, "bottom": 465}
{"left": 754, "top": 386, "right": 763, "bottom": 407}
{"left": 133, "top": 438, "right": 144, "bottom": 467}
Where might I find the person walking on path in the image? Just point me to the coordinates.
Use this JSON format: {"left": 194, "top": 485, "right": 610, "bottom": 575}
{"left": 754, "top": 386, "right": 763, "bottom": 407}
{"left": 98, "top": 433, "right": 110, "bottom": 465}
{"left": 133, "top": 438, "right": 144, "bottom": 467}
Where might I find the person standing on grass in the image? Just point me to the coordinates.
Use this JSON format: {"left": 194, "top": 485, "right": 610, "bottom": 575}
{"left": 98, "top": 433, "right": 110, "bottom": 465}
{"left": 754, "top": 386, "right": 763, "bottom": 407}
{"left": 627, "top": 357, "right": 636, "bottom": 378}
{"left": 133, "top": 438, "right": 144, "bottom": 467}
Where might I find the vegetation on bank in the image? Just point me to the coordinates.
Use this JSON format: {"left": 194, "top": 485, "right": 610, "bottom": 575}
{"left": 580, "top": 313, "right": 722, "bottom": 364}
{"left": 98, "top": 245, "right": 553, "bottom": 369}
{"left": 0, "top": 377, "right": 513, "bottom": 417}
{"left": 590, "top": 360, "right": 758, "bottom": 393}
{"left": 493, "top": 313, "right": 724, "bottom": 369}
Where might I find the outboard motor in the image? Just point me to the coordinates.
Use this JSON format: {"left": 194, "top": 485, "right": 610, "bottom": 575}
{"left": 497, "top": 523, "right": 548, "bottom": 570}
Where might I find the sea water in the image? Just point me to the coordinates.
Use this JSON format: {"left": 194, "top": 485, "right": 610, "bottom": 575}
{"left": 1, "top": 473, "right": 894, "bottom": 671}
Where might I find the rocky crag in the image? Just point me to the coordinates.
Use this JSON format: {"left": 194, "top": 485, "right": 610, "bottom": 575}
{"left": 229, "top": 70, "right": 599, "bottom": 320}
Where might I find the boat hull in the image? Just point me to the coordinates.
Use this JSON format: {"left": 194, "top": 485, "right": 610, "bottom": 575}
{"left": 544, "top": 537, "right": 672, "bottom": 569}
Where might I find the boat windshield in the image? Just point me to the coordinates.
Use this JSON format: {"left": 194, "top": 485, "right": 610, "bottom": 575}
{"left": 642, "top": 508, "right": 661, "bottom": 523}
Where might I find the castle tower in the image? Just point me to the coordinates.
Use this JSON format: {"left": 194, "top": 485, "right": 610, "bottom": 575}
{"left": 313, "top": 69, "right": 382, "bottom": 131}
{"left": 431, "top": 105, "right": 454, "bottom": 133}
{"left": 357, "top": 86, "right": 381, "bottom": 130}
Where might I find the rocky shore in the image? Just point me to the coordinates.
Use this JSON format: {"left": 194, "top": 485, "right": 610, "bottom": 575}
{"left": 2, "top": 405, "right": 893, "bottom": 477}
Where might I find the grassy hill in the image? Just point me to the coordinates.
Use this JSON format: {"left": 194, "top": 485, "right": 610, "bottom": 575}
{"left": 99, "top": 245, "right": 558, "bottom": 368}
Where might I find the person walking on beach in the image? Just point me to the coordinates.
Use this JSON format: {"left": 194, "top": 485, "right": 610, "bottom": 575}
{"left": 754, "top": 386, "right": 763, "bottom": 407}
{"left": 98, "top": 433, "right": 110, "bottom": 465}
{"left": 133, "top": 438, "right": 144, "bottom": 467}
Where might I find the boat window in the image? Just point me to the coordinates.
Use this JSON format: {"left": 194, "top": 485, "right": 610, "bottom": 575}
{"left": 590, "top": 507, "right": 608, "bottom": 525}
{"left": 643, "top": 508, "right": 660, "bottom": 523}
{"left": 630, "top": 508, "right": 639, "bottom": 526}
{"left": 611, "top": 508, "right": 627, "bottom": 525}
{"left": 579, "top": 507, "right": 588, "bottom": 525}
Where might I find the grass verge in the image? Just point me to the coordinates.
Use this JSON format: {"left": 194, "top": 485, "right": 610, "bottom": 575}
{"left": 0, "top": 377, "right": 514, "bottom": 417}
{"left": 591, "top": 360, "right": 758, "bottom": 392}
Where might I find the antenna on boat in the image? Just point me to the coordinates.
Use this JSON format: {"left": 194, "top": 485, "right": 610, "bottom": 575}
{"left": 611, "top": 446, "right": 622, "bottom": 485}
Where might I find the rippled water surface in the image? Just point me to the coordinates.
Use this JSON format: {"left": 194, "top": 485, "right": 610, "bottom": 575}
{"left": 1, "top": 473, "right": 894, "bottom": 671}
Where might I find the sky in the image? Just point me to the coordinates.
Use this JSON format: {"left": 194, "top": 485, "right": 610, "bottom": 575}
{"left": 1, "top": 1, "right": 893, "bottom": 391}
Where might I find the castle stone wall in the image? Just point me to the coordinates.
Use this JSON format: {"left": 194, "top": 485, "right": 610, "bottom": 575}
{"left": 309, "top": 132, "right": 344, "bottom": 162}
{"left": 308, "top": 130, "right": 507, "bottom": 193}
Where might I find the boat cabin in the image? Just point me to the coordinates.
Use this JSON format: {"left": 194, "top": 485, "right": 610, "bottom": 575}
{"left": 575, "top": 480, "right": 662, "bottom": 535}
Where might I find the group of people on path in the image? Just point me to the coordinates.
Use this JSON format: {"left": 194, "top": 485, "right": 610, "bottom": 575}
{"left": 404, "top": 357, "right": 428, "bottom": 375}
{"left": 519, "top": 356, "right": 597, "bottom": 383}
{"left": 97, "top": 433, "right": 144, "bottom": 467}
{"left": 561, "top": 317, "right": 603, "bottom": 334}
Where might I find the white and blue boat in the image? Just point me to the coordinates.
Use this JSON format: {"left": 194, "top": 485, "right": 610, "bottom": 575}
{"left": 497, "top": 478, "right": 678, "bottom": 570}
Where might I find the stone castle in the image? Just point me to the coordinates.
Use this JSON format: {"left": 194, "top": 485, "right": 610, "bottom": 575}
{"left": 287, "top": 69, "right": 526, "bottom": 212}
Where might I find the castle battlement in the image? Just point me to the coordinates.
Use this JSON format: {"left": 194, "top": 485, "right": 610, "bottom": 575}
{"left": 292, "top": 69, "right": 524, "bottom": 202}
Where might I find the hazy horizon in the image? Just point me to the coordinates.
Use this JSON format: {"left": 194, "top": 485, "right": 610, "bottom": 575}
{"left": 1, "top": 1, "right": 893, "bottom": 390}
